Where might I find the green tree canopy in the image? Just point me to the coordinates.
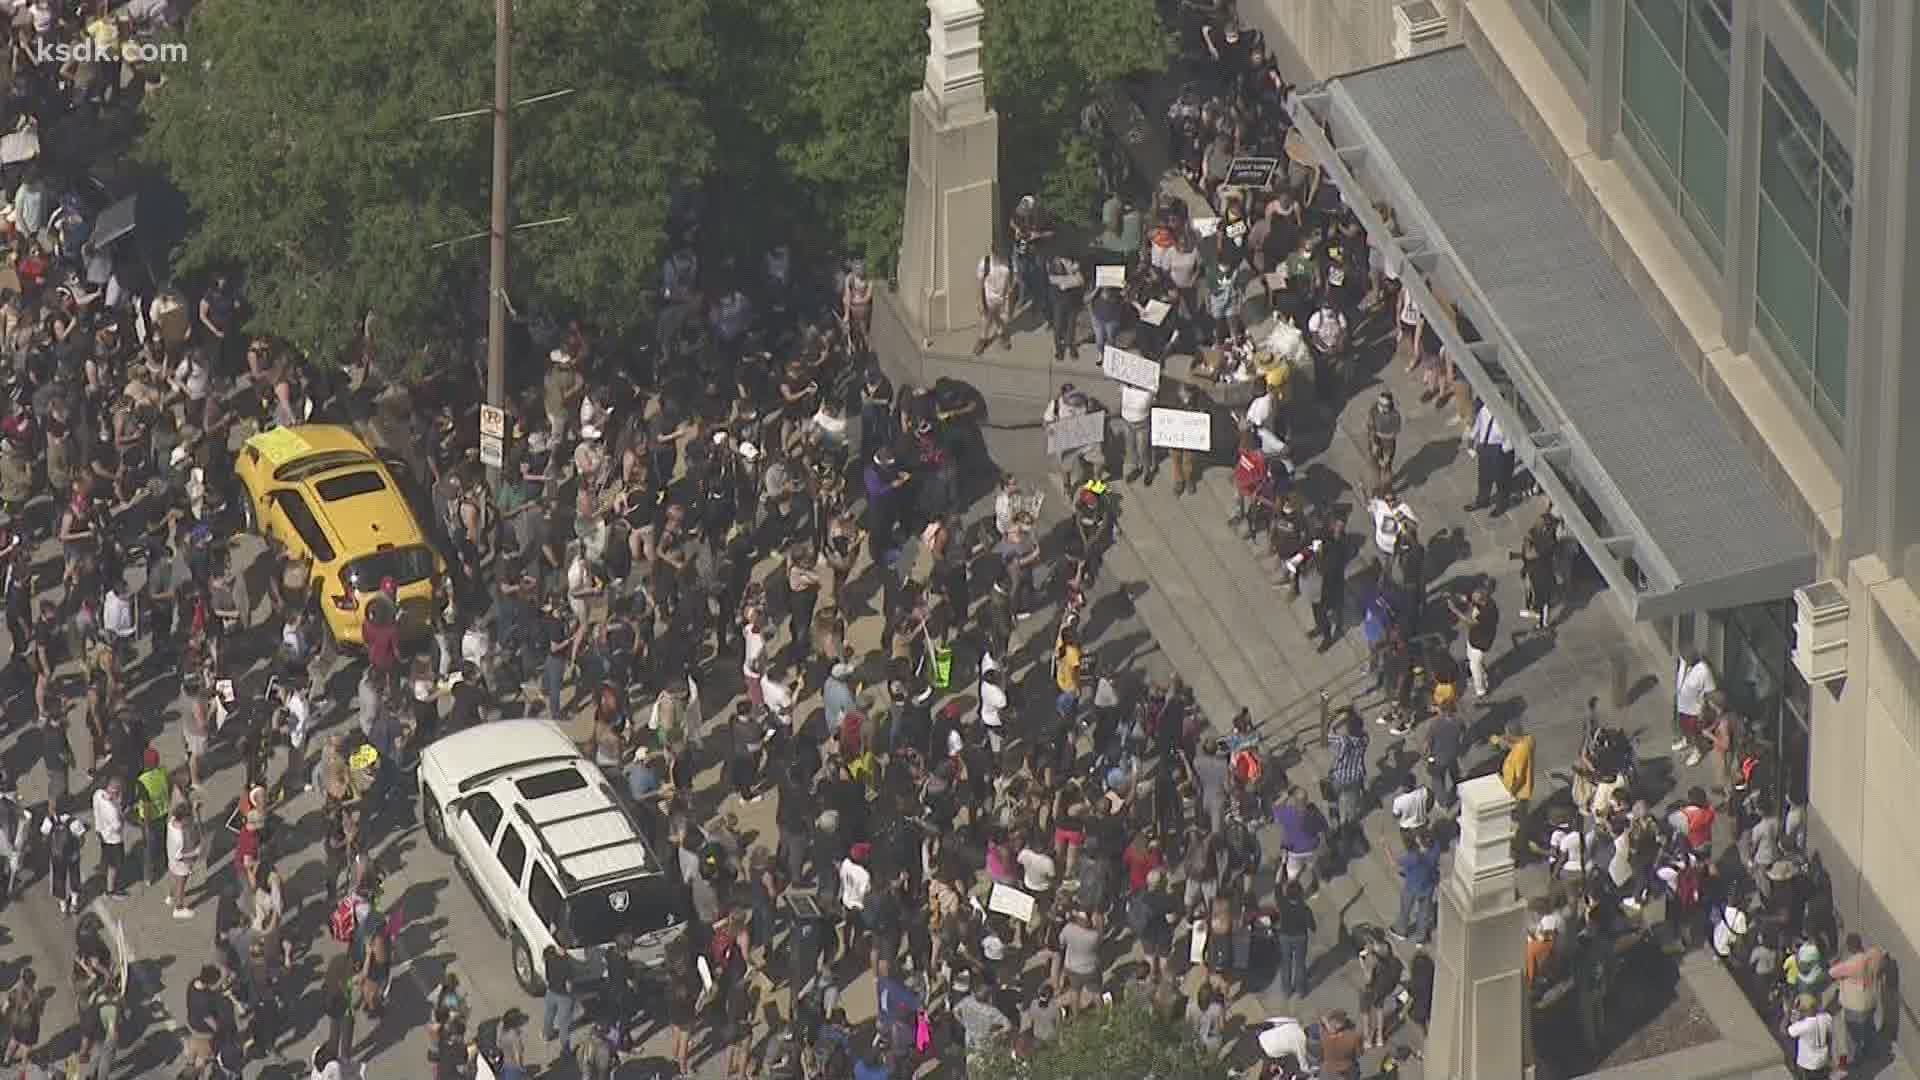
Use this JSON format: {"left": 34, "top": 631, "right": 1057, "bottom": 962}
{"left": 138, "top": 0, "right": 716, "bottom": 363}
{"left": 969, "top": 999, "right": 1230, "bottom": 1080}
{"left": 982, "top": 0, "right": 1173, "bottom": 226}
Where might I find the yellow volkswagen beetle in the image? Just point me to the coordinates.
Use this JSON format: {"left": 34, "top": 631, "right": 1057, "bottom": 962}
{"left": 235, "top": 424, "right": 445, "bottom": 646}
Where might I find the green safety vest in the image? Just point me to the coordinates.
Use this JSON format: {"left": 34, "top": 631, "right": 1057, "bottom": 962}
{"left": 136, "top": 767, "right": 169, "bottom": 824}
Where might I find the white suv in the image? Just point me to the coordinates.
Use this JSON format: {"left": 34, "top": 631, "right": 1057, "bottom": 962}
{"left": 419, "top": 718, "right": 685, "bottom": 995}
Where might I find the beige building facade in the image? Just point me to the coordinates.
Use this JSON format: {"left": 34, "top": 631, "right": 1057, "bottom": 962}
{"left": 1255, "top": 0, "right": 1920, "bottom": 1056}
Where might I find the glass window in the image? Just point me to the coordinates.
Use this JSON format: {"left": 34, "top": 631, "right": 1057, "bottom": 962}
{"left": 1624, "top": 110, "right": 1679, "bottom": 203}
{"left": 496, "top": 825, "right": 529, "bottom": 885}
{"left": 528, "top": 863, "right": 565, "bottom": 934}
{"left": 1686, "top": 1, "right": 1733, "bottom": 129}
{"left": 1761, "top": 94, "right": 1820, "bottom": 251}
{"left": 1622, "top": 0, "right": 1729, "bottom": 252}
{"left": 1680, "top": 91, "right": 1728, "bottom": 249}
{"left": 462, "top": 792, "right": 503, "bottom": 843}
{"left": 1816, "top": 282, "right": 1848, "bottom": 433}
{"left": 1755, "top": 43, "right": 1852, "bottom": 435}
{"left": 1624, "top": 3, "right": 1684, "bottom": 167}
{"left": 1548, "top": 0, "right": 1592, "bottom": 74}
{"left": 1756, "top": 195, "right": 1817, "bottom": 385}
{"left": 1786, "top": 0, "right": 1858, "bottom": 87}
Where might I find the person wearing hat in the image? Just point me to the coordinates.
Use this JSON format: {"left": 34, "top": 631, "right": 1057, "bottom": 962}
{"left": 1785, "top": 989, "right": 1835, "bottom": 1078}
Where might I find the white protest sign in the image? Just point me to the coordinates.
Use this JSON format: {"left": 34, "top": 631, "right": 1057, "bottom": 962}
{"left": 988, "top": 882, "right": 1037, "bottom": 925}
{"left": 1151, "top": 407, "right": 1212, "bottom": 451}
{"left": 1192, "top": 217, "right": 1220, "bottom": 238}
{"left": 1095, "top": 265, "right": 1126, "bottom": 289}
{"left": 1101, "top": 346, "right": 1162, "bottom": 391}
{"left": 1140, "top": 300, "right": 1171, "bottom": 327}
{"left": 1046, "top": 410, "right": 1106, "bottom": 456}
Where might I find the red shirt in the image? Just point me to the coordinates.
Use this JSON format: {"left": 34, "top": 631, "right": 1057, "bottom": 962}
{"left": 363, "top": 617, "right": 399, "bottom": 672}
{"left": 1123, "top": 845, "right": 1163, "bottom": 893}
{"left": 1683, "top": 804, "right": 1716, "bottom": 850}
{"left": 839, "top": 712, "right": 864, "bottom": 759}
{"left": 1233, "top": 449, "right": 1268, "bottom": 497}
{"left": 234, "top": 825, "right": 261, "bottom": 870}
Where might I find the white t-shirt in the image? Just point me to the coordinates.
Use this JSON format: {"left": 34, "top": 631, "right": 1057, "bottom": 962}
{"left": 1308, "top": 308, "right": 1347, "bottom": 351}
{"left": 978, "top": 257, "right": 1012, "bottom": 306}
{"left": 1676, "top": 659, "right": 1716, "bottom": 716}
{"left": 839, "top": 858, "right": 872, "bottom": 910}
{"left": 1246, "top": 392, "right": 1281, "bottom": 434}
{"left": 742, "top": 625, "right": 768, "bottom": 680}
{"left": 1119, "top": 383, "right": 1154, "bottom": 424}
{"left": 980, "top": 680, "right": 1008, "bottom": 729}
{"left": 1788, "top": 1013, "right": 1832, "bottom": 1070}
{"left": 761, "top": 676, "right": 795, "bottom": 725}
{"left": 91, "top": 788, "right": 123, "bottom": 844}
{"left": 1017, "top": 847, "right": 1057, "bottom": 893}
{"left": 1391, "top": 787, "right": 1432, "bottom": 832}
{"left": 1550, "top": 828, "right": 1585, "bottom": 876}
{"left": 1370, "top": 497, "right": 1411, "bottom": 554}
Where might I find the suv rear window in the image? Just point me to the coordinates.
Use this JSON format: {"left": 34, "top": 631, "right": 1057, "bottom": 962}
{"left": 516, "top": 769, "right": 588, "bottom": 801}
{"left": 344, "top": 544, "right": 437, "bottom": 592}
{"left": 566, "top": 875, "right": 682, "bottom": 948}
{"left": 313, "top": 470, "right": 387, "bottom": 502}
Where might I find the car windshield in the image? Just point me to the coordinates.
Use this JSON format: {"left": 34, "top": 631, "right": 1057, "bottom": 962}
{"left": 343, "top": 544, "right": 437, "bottom": 593}
{"left": 313, "top": 470, "right": 387, "bottom": 502}
{"left": 567, "top": 874, "right": 683, "bottom": 948}
{"left": 274, "top": 450, "right": 375, "bottom": 482}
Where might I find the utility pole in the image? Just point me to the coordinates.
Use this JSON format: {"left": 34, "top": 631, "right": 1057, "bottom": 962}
{"left": 428, "top": 1, "right": 570, "bottom": 487}
{"left": 487, "top": 0, "right": 512, "bottom": 430}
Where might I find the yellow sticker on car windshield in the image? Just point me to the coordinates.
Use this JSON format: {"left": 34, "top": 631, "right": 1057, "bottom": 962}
{"left": 250, "top": 427, "right": 312, "bottom": 466}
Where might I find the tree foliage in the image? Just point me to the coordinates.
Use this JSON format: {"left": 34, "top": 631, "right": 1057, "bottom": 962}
{"left": 773, "top": 0, "right": 928, "bottom": 275}
{"left": 968, "top": 1000, "right": 1229, "bottom": 1080}
{"left": 982, "top": 0, "right": 1173, "bottom": 226}
{"left": 139, "top": 0, "right": 715, "bottom": 363}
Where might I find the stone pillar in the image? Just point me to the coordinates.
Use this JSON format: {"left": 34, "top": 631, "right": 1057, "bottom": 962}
{"left": 897, "top": 0, "right": 999, "bottom": 340}
{"left": 1426, "top": 774, "right": 1532, "bottom": 1079}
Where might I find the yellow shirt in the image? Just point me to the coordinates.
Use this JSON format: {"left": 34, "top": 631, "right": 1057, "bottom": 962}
{"left": 1501, "top": 735, "right": 1536, "bottom": 802}
{"left": 1056, "top": 644, "right": 1082, "bottom": 694}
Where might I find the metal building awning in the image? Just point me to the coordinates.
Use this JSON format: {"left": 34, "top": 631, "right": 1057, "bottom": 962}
{"left": 1288, "top": 47, "right": 1812, "bottom": 621}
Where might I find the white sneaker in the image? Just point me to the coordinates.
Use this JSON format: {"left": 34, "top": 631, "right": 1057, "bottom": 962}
{"left": 1670, "top": 739, "right": 1690, "bottom": 753}
{"left": 1519, "top": 609, "right": 1537, "bottom": 620}
{"left": 172, "top": 907, "right": 195, "bottom": 919}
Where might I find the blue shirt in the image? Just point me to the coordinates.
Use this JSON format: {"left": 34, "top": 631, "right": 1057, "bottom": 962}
{"left": 1399, "top": 847, "right": 1442, "bottom": 897}
{"left": 624, "top": 761, "right": 660, "bottom": 801}
{"left": 855, "top": 1061, "right": 891, "bottom": 1080}
{"left": 824, "top": 677, "right": 856, "bottom": 730}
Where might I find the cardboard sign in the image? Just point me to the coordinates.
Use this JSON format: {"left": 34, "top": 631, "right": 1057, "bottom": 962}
{"left": 1226, "top": 156, "right": 1281, "bottom": 188}
{"left": 988, "top": 882, "right": 1037, "bottom": 925}
{"left": 1151, "top": 407, "right": 1212, "bottom": 451}
{"left": 1046, "top": 409, "right": 1106, "bottom": 456}
{"left": 0, "top": 129, "right": 39, "bottom": 166}
{"left": 1140, "top": 300, "right": 1172, "bottom": 327}
{"left": 1101, "top": 346, "right": 1162, "bottom": 391}
{"left": 479, "top": 404, "right": 507, "bottom": 439}
{"left": 1095, "top": 265, "right": 1126, "bottom": 289}
{"left": 1192, "top": 217, "right": 1220, "bottom": 238}
{"left": 1225, "top": 220, "right": 1249, "bottom": 241}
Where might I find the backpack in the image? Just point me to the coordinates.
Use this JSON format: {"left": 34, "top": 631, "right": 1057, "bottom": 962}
{"left": 329, "top": 896, "right": 358, "bottom": 943}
